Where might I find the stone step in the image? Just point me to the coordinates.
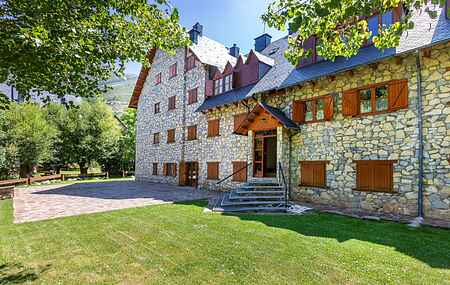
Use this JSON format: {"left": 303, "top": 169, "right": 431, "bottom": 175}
{"left": 213, "top": 206, "right": 287, "bottom": 213}
{"left": 234, "top": 190, "right": 285, "bottom": 195}
{"left": 240, "top": 185, "right": 283, "bottom": 190}
{"left": 221, "top": 200, "right": 286, "bottom": 206}
{"left": 229, "top": 195, "right": 285, "bottom": 201}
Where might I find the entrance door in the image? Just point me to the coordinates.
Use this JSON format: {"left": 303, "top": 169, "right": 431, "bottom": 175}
{"left": 185, "top": 162, "right": 199, "bottom": 187}
{"left": 253, "top": 130, "right": 277, "bottom": 178}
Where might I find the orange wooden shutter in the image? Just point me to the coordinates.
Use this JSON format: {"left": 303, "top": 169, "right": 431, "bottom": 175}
{"left": 342, "top": 90, "right": 359, "bottom": 116}
{"left": 234, "top": 113, "right": 247, "bottom": 132}
{"left": 373, "top": 162, "right": 392, "bottom": 192}
{"left": 300, "top": 163, "right": 314, "bottom": 186}
{"left": 323, "top": 95, "right": 334, "bottom": 121}
{"left": 208, "top": 119, "right": 220, "bottom": 137}
{"left": 187, "top": 125, "right": 197, "bottom": 140}
{"left": 207, "top": 162, "right": 219, "bottom": 180}
{"left": 205, "top": 80, "right": 214, "bottom": 97}
{"left": 232, "top": 161, "right": 247, "bottom": 182}
{"left": 388, "top": 80, "right": 408, "bottom": 111}
{"left": 178, "top": 161, "right": 186, "bottom": 185}
{"left": 163, "top": 163, "right": 168, "bottom": 176}
{"left": 173, "top": 163, "right": 177, "bottom": 177}
{"left": 292, "top": 100, "right": 306, "bottom": 123}
{"left": 356, "top": 161, "right": 372, "bottom": 190}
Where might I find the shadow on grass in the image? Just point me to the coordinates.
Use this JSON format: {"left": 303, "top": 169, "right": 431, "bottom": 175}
{"left": 0, "top": 263, "right": 50, "bottom": 284}
{"left": 217, "top": 210, "right": 450, "bottom": 269}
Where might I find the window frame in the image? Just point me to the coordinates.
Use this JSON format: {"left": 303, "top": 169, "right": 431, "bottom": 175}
{"left": 207, "top": 162, "right": 220, "bottom": 180}
{"left": 169, "top": 63, "right": 177, "bottom": 78}
{"left": 357, "top": 82, "right": 392, "bottom": 116}
{"left": 353, "top": 160, "right": 397, "bottom": 193}
{"left": 188, "top": 88, "right": 198, "bottom": 105}
{"left": 304, "top": 97, "right": 327, "bottom": 123}
{"left": 207, "top": 119, "right": 220, "bottom": 138}
{"left": 299, "top": 161, "right": 329, "bottom": 188}
{"left": 152, "top": 163, "right": 158, "bottom": 176}
{"left": 153, "top": 132, "right": 160, "bottom": 145}
{"left": 168, "top": 96, "right": 176, "bottom": 111}
{"left": 214, "top": 79, "right": 223, "bottom": 95}
{"left": 155, "top": 72, "right": 162, "bottom": 85}
{"left": 187, "top": 125, "right": 197, "bottom": 141}
{"left": 154, "top": 102, "right": 160, "bottom": 114}
{"left": 185, "top": 55, "right": 196, "bottom": 71}
{"left": 224, "top": 74, "right": 233, "bottom": 93}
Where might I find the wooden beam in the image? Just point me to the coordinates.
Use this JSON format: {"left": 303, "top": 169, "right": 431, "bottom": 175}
{"left": 395, "top": 56, "right": 403, "bottom": 65}
{"left": 328, "top": 75, "right": 336, "bottom": 82}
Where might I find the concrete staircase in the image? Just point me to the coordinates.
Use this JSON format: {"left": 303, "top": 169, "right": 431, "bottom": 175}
{"left": 213, "top": 180, "right": 288, "bottom": 213}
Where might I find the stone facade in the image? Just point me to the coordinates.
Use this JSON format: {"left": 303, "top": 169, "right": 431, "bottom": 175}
{"left": 135, "top": 39, "right": 449, "bottom": 221}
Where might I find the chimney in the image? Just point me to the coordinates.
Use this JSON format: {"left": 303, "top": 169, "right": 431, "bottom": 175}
{"left": 229, "top": 44, "right": 240, "bottom": 57}
{"left": 254, "top": 33, "right": 272, "bottom": 52}
{"left": 189, "top": 22, "right": 203, "bottom": 44}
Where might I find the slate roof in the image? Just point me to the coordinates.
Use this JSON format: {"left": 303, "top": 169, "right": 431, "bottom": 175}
{"left": 196, "top": 5, "right": 450, "bottom": 112}
{"left": 190, "top": 36, "right": 237, "bottom": 71}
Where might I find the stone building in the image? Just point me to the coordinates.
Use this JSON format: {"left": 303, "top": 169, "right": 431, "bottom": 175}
{"left": 130, "top": 6, "right": 450, "bottom": 221}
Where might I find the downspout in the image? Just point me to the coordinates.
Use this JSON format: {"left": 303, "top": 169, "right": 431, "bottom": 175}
{"left": 415, "top": 50, "right": 424, "bottom": 220}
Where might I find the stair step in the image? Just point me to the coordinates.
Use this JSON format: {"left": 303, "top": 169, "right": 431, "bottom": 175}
{"left": 241, "top": 185, "right": 283, "bottom": 189}
{"left": 221, "top": 200, "right": 286, "bottom": 206}
{"left": 235, "top": 190, "right": 284, "bottom": 195}
{"left": 213, "top": 206, "right": 287, "bottom": 213}
{"left": 229, "top": 195, "right": 285, "bottom": 200}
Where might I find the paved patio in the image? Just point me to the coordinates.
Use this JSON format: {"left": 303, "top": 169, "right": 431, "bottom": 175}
{"left": 13, "top": 181, "right": 217, "bottom": 223}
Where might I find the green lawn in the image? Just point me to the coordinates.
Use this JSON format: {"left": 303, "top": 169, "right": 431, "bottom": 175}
{"left": 0, "top": 199, "right": 449, "bottom": 285}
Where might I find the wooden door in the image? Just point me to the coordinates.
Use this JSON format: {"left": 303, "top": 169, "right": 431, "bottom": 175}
{"left": 185, "top": 162, "right": 199, "bottom": 187}
{"left": 253, "top": 138, "right": 264, "bottom": 177}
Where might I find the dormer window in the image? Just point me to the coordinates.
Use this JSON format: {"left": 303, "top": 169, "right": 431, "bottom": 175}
{"left": 214, "top": 79, "right": 223, "bottom": 95}
{"left": 224, "top": 75, "right": 233, "bottom": 93}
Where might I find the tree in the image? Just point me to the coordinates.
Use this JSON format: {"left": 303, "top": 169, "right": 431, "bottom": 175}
{"left": 0, "top": 0, "right": 190, "bottom": 98}
{"left": 50, "top": 100, "right": 121, "bottom": 175}
{"left": 2, "top": 103, "right": 57, "bottom": 177}
{"left": 262, "top": 0, "right": 446, "bottom": 65}
{"left": 117, "top": 108, "right": 137, "bottom": 174}
{"left": 0, "top": 91, "right": 9, "bottom": 110}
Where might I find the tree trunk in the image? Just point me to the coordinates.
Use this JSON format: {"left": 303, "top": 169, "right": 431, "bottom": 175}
{"left": 80, "top": 164, "right": 88, "bottom": 176}
{"left": 19, "top": 164, "right": 32, "bottom": 178}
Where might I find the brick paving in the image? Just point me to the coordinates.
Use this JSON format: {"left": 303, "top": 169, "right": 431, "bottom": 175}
{"left": 13, "top": 181, "right": 217, "bottom": 223}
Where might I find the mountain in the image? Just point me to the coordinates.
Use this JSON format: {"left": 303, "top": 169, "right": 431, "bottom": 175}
{"left": 102, "top": 74, "right": 137, "bottom": 115}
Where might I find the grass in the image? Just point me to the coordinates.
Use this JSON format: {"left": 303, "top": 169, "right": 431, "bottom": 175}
{"left": 0, "top": 199, "right": 449, "bottom": 284}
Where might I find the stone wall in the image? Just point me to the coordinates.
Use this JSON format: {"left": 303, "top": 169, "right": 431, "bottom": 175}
{"left": 264, "top": 42, "right": 449, "bottom": 220}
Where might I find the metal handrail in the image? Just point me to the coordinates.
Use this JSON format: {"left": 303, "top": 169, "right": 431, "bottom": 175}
{"left": 216, "top": 162, "right": 252, "bottom": 185}
{"left": 278, "top": 162, "right": 288, "bottom": 210}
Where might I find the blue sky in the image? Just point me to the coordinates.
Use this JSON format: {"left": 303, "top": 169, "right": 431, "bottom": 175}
{"left": 125, "top": 0, "right": 286, "bottom": 75}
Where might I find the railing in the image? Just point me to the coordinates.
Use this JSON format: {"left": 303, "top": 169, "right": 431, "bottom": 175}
{"left": 278, "top": 162, "right": 289, "bottom": 211}
{"left": 216, "top": 162, "right": 252, "bottom": 185}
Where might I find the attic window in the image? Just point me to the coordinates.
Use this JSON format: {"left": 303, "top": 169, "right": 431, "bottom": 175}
{"left": 214, "top": 79, "right": 223, "bottom": 95}
{"left": 224, "top": 75, "right": 233, "bottom": 92}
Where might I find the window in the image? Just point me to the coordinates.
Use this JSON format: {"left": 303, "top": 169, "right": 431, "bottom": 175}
{"left": 188, "top": 88, "right": 198, "bottom": 105}
{"left": 154, "top": 102, "right": 160, "bottom": 114}
{"left": 185, "top": 55, "right": 196, "bottom": 71}
{"left": 292, "top": 95, "right": 334, "bottom": 124}
{"left": 214, "top": 79, "right": 223, "bottom": 95}
{"left": 163, "top": 163, "right": 177, "bottom": 177}
{"left": 299, "top": 161, "right": 328, "bottom": 187}
{"left": 207, "top": 119, "right": 220, "bottom": 137}
{"left": 234, "top": 113, "right": 247, "bottom": 132}
{"left": 232, "top": 161, "right": 247, "bottom": 182}
{"left": 167, "top": 129, "right": 175, "bottom": 143}
{"left": 342, "top": 80, "right": 408, "bottom": 117}
{"left": 224, "top": 75, "right": 233, "bottom": 92}
{"left": 169, "top": 63, "right": 177, "bottom": 78}
{"left": 355, "top": 160, "right": 396, "bottom": 192}
{"left": 152, "top": 163, "right": 158, "bottom": 176}
{"left": 365, "top": 10, "right": 397, "bottom": 45}
{"left": 153, "top": 133, "right": 160, "bottom": 145}
{"left": 187, "top": 125, "right": 197, "bottom": 141}
{"left": 207, "top": 162, "right": 219, "bottom": 180}
{"left": 155, "top": 73, "right": 162, "bottom": 85}
{"left": 168, "top": 96, "right": 176, "bottom": 110}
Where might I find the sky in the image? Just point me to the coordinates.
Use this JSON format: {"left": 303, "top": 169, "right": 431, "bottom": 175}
{"left": 125, "top": 0, "right": 286, "bottom": 75}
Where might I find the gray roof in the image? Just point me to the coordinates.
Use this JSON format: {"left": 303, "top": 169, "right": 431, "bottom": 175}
{"left": 196, "top": 5, "right": 450, "bottom": 112}
{"left": 190, "top": 36, "right": 237, "bottom": 71}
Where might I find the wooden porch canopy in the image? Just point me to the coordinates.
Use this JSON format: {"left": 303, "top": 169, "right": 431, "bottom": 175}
{"left": 234, "top": 102, "right": 300, "bottom": 136}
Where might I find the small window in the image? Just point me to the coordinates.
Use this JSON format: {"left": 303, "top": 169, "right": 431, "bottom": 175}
{"left": 167, "top": 129, "right": 175, "bottom": 143}
{"left": 355, "top": 160, "right": 395, "bottom": 192}
{"left": 188, "top": 88, "right": 198, "bottom": 105}
{"left": 293, "top": 96, "right": 333, "bottom": 124}
{"left": 207, "top": 119, "right": 220, "bottom": 137}
{"left": 207, "top": 162, "right": 219, "bottom": 180}
{"left": 359, "top": 85, "right": 389, "bottom": 114}
{"left": 163, "top": 163, "right": 177, "bottom": 177}
{"left": 169, "top": 63, "right": 177, "bottom": 78}
{"left": 232, "top": 161, "right": 247, "bottom": 182}
{"left": 185, "top": 55, "right": 196, "bottom": 71}
{"left": 187, "top": 125, "right": 197, "bottom": 141}
{"left": 153, "top": 133, "right": 160, "bottom": 145}
{"left": 224, "top": 75, "right": 233, "bottom": 93}
{"left": 375, "top": 86, "right": 388, "bottom": 111}
{"left": 299, "top": 161, "right": 328, "bottom": 187}
{"left": 155, "top": 73, "right": 162, "bottom": 85}
{"left": 214, "top": 79, "right": 223, "bottom": 95}
{"left": 359, "top": 89, "right": 372, "bottom": 113}
{"left": 152, "top": 163, "right": 158, "bottom": 176}
{"left": 168, "top": 96, "right": 176, "bottom": 110}
{"left": 154, "top": 102, "right": 160, "bottom": 114}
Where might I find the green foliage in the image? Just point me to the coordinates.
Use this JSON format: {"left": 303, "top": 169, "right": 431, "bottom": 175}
{"left": 49, "top": 100, "right": 122, "bottom": 174}
{"left": 0, "top": 91, "right": 9, "bottom": 110}
{"left": 262, "top": 0, "right": 446, "bottom": 65}
{"left": 0, "top": 0, "right": 190, "bottom": 98}
{"left": 2, "top": 103, "right": 57, "bottom": 177}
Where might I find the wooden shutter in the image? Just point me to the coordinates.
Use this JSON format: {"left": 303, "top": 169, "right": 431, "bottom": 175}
{"left": 167, "top": 129, "right": 175, "bottom": 143}
{"left": 207, "top": 162, "right": 219, "bottom": 180}
{"left": 188, "top": 88, "right": 198, "bottom": 105}
{"left": 388, "top": 80, "right": 408, "bottom": 111}
{"left": 232, "top": 161, "right": 247, "bottom": 182}
{"left": 234, "top": 113, "right": 247, "bottom": 132}
{"left": 152, "top": 163, "right": 158, "bottom": 175}
{"left": 292, "top": 100, "right": 306, "bottom": 123}
{"left": 187, "top": 125, "right": 197, "bottom": 141}
{"left": 393, "top": 6, "right": 403, "bottom": 22}
{"left": 323, "top": 95, "right": 334, "bottom": 121}
{"left": 342, "top": 90, "right": 359, "bottom": 117}
{"left": 207, "top": 119, "right": 220, "bottom": 137}
{"left": 172, "top": 163, "right": 177, "bottom": 177}
{"left": 163, "top": 163, "right": 168, "bottom": 176}
{"left": 205, "top": 80, "right": 214, "bottom": 97}
{"left": 355, "top": 160, "right": 395, "bottom": 192}
{"left": 300, "top": 163, "right": 314, "bottom": 186}
{"left": 178, "top": 161, "right": 186, "bottom": 185}
{"left": 168, "top": 96, "right": 176, "bottom": 110}
{"left": 300, "top": 161, "right": 327, "bottom": 187}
